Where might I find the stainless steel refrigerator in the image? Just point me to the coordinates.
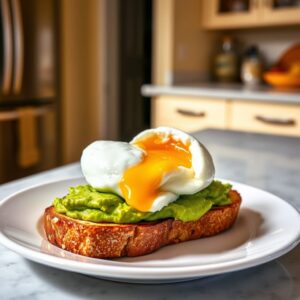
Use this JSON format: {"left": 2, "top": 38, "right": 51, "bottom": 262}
{"left": 0, "top": 0, "right": 60, "bottom": 183}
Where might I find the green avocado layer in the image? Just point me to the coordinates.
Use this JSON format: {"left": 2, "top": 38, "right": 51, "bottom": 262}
{"left": 53, "top": 180, "right": 232, "bottom": 224}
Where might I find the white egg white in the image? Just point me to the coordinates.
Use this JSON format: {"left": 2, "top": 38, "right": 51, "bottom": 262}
{"left": 81, "top": 127, "right": 215, "bottom": 213}
{"left": 81, "top": 141, "right": 144, "bottom": 196}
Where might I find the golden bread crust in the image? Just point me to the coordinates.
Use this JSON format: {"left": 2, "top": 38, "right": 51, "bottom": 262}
{"left": 43, "top": 190, "right": 241, "bottom": 258}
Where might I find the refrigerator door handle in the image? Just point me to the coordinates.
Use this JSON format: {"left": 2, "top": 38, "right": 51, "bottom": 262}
{"left": 11, "top": 0, "right": 24, "bottom": 94}
{"left": 0, "top": 0, "right": 13, "bottom": 95}
{"left": 0, "top": 105, "right": 53, "bottom": 122}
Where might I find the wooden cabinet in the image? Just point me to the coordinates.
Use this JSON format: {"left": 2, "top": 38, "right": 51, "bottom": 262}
{"left": 202, "top": 0, "right": 300, "bottom": 29}
{"left": 152, "top": 96, "right": 228, "bottom": 132}
{"left": 202, "top": 0, "right": 260, "bottom": 29}
{"left": 152, "top": 96, "right": 300, "bottom": 137}
{"left": 262, "top": 0, "right": 300, "bottom": 26}
{"left": 230, "top": 100, "right": 300, "bottom": 136}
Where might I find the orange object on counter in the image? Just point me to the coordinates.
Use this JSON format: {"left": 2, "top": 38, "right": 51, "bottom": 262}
{"left": 264, "top": 72, "right": 300, "bottom": 88}
{"left": 278, "top": 44, "right": 300, "bottom": 69}
{"left": 264, "top": 44, "right": 300, "bottom": 88}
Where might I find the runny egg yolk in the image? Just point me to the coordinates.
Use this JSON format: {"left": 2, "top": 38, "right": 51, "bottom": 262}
{"left": 119, "top": 135, "right": 192, "bottom": 212}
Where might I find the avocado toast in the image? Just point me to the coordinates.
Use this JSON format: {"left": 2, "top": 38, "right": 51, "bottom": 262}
{"left": 44, "top": 182, "right": 241, "bottom": 258}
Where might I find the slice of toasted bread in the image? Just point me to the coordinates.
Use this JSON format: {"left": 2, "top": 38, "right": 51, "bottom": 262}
{"left": 43, "top": 190, "right": 241, "bottom": 258}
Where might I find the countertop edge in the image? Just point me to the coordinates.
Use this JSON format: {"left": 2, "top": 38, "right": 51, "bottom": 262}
{"left": 141, "top": 84, "right": 300, "bottom": 104}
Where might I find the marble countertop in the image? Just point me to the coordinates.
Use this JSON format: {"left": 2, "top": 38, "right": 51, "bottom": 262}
{"left": 142, "top": 82, "right": 300, "bottom": 103}
{"left": 1, "top": 129, "right": 300, "bottom": 299}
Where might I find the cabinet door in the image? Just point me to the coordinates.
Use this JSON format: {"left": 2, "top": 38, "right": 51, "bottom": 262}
{"left": 152, "top": 96, "right": 228, "bottom": 132}
{"left": 230, "top": 101, "right": 300, "bottom": 136}
{"left": 261, "top": 0, "right": 300, "bottom": 26}
{"left": 202, "top": 0, "right": 260, "bottom": 29}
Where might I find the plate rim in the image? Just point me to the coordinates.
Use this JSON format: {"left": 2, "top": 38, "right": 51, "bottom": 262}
{"left": 0, "top": 177, "right": 300, "bottom": 281}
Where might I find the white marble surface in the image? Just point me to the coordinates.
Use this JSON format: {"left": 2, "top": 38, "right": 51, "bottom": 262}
{"left": 142, "top": 82, "right": 300, "bottom": 103}
{"left": 1, "top": 130, "right": 300, "bottom": 299}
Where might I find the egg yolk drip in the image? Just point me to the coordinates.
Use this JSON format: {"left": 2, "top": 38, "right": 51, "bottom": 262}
{"left": 119, "top": 135, "right": 192, "bottom": 212}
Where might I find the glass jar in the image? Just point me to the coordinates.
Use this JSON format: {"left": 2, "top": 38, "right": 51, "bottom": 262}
{"left": 214, "top": 36, "right": 239, "bottom": 82}
{"left": 241, "top": 45, "right": 263, "bottom": 86}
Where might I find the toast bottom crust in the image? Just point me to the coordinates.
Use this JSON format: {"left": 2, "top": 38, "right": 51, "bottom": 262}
{"left": 43, "top": 190, "right": 241, "bottom": 258}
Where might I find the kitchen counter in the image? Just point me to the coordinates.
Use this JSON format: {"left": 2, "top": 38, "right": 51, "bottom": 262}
{"left": 1, "top": 129, "right": 300, "bottom": 299}
{"left": 142, "top": 82, "right": 300, "bottom": 103}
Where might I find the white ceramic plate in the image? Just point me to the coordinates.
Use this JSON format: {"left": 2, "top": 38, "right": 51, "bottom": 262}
{"left": 0, "top": 177, "right": 299, "bottom": 284}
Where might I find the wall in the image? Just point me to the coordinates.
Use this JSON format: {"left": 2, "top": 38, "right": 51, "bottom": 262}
{"left": 60, "top": 0, "right": 104, "bottom": 163}
{"left": 173, "top": 0, "right": 220, "bottom": 82}
{"left": 152, "top": 0, "right": 220, "bottom": 85}
{"left": 152, "top": 0, "right": 174, "bottom": 85}
{"left": 228, "top": 27, "right": 300, "bottom": 67}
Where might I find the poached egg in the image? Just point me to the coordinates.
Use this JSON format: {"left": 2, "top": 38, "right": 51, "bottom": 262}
{"left": 81, "top": 127, "right": 215, "bottom": 212}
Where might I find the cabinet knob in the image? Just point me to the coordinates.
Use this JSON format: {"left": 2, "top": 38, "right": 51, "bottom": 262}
{"left": 255, "top": 115, "right": 296, "bottom": 126}
{"left": 176, "top": 109, "right": 206, "bottom": 118}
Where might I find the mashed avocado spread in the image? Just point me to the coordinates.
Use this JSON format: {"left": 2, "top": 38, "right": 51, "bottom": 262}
{"left": 53, "top": 181, "right": 231, "bottom": 224}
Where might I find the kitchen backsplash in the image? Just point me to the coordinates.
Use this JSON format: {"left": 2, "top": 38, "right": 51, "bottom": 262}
{"left": 229, "top": 27, "right": 300, "bottom": 67}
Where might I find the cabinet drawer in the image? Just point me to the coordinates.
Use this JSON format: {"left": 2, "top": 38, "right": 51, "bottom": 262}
{"left": 230, "top": 101, "right": 300, "bottom": 136}
{"left": 152, "top": 96, "right": 227, "bottom": 132}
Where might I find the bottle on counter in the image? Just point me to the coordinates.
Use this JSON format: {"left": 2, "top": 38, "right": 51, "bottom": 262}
{"left": 214, "top": 36, "right": 239, "bottom": 83}
{"left": 241, "top": 45, "right": 263, "bottom": 86}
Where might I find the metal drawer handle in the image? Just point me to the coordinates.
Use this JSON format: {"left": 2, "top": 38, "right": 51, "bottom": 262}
{"left": 255, "top": 115, "right": 296, "bottom": 126}
{"left": 176, "top": 109, "right": 206, "bottom": 118}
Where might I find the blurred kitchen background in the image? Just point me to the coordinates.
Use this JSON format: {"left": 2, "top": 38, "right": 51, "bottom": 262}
{"left": 1, "top": 0, "right": 300, "bottom": 183}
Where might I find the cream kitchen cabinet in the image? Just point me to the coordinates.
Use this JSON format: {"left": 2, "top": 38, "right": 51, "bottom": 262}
{"left": 152, "top": 96, "right": 228, "bottom": 132}
{"left": 230, "top": 100, "right": 300, "bottom": 136}
{"left": 202, "top": 0, "right": 300, "bottom": 29}
{"left": 261, "top": 0, "right": 300, "bottom": 26}
{"left": 152, "top": 95, "right": 300, "bottom": 137}
{"left": 202, "top": 0, "right": 260, "bottom": 29}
